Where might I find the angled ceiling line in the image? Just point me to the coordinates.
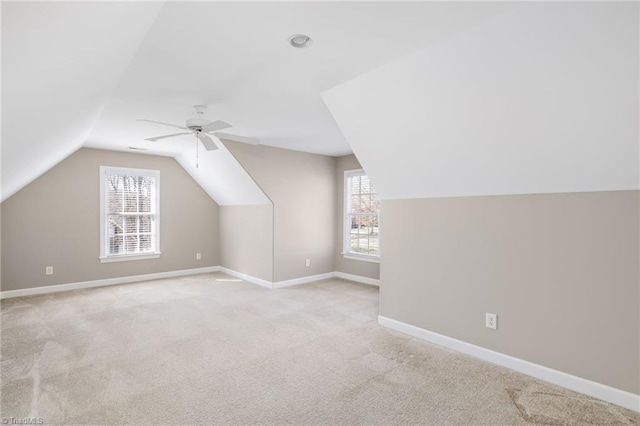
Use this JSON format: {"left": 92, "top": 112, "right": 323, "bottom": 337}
{"left": 83, "top": 2, "right": 168, "bottom": 152}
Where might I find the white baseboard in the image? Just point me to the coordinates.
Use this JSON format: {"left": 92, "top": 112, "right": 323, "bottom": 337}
{"left": 218, "top": 267, "right": 274, "bottom": 289}
{"left": 273, "top": 272, "right": 336, "bottom": 288}
{"left": 217, "top": 268, "right": 336, "bottom": 289}
{"left": 0, "top": 266, "right": 221, "bottom": 299}
{"left": 378, "top": 315, "right": 640, "bottom": 413}
{"left": 218, "top": 268, "right": 377, "bottom": 289}
{"left": 1, "top": 267, "right": 378, "bottom": 299}
{"left": 334, "top": 271, "right": 380, "bottom": 287}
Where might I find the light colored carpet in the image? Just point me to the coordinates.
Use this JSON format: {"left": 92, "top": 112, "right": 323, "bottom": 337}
{"left": 1, "top": 273, "right": 638, "bottom": 425}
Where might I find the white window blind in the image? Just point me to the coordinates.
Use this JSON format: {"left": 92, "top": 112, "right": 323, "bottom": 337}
{"left": 345, "top": 170, "right": 380, "bottom": 258}
{"left": 100, "top": 167, "right": 160, "bottom": 261}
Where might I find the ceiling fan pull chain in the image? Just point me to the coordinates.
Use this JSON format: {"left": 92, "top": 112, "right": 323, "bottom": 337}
{"left": 195, "top": 135, "right": 199, "bottom": 168}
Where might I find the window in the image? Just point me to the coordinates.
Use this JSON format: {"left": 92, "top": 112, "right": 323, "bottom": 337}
{"left": 344, "top": 170, "right": 380, "bottom": 260}
{"left": 100, "top": 166, "right": 160, "bottom": 262}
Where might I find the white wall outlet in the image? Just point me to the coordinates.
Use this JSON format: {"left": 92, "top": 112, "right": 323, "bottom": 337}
{"left": 45, "top": 266, "right": 54, "bottom": 276}
{"left": 486, "top": 312, "right": 497, "bottom": 330}
{"left": 305, "top": 259, "right": 311, "bottom": 267}
{"left": 196, "top": 252, "right": 202, "bottom": 260}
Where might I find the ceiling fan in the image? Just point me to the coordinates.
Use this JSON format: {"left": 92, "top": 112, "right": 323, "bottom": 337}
{"left": 137, "top": 105, "right": 258, "bottom": 151}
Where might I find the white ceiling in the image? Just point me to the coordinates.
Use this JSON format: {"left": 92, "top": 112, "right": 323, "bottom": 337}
{"left": 2, "top": 1, "right": 163, "bottom": 201}
{"left": 2, "top": 1, "right": 513, "bottom": 203}
{"left": 324, "top": 2, "right": 639, "bottom": 199}
{"left": 87, "top": 2, "right": 514, "bottom": 155}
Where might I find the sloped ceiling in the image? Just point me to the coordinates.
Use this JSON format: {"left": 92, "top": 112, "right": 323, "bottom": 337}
{"left": 2, "top": 1, "right": 514, "bottom": 203}
{"left": 2, "top": 2, "right": 163, "bottom": 201}
{"left": 323, "top": 2, "right": 639, "bottom": 200}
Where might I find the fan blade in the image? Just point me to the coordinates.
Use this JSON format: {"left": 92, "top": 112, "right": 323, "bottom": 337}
{"left": 202, "top": 120, "right": 232, "bottom": 132}
{"left": 197, "top": 133, "right": 218, "bottom": 151}
{"left": 213, "top": 132, "right": 259, "bottom": 146}
{"left": 145, "top": 132, "right": 192, "bottom": 141}
{"left": 137, "top": 119, "right": 188, "bottom": 130}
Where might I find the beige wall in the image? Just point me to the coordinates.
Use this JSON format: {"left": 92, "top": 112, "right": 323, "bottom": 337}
{"left": 0, "top": 205, "right": 2, "bottom": 289}
{"left": 335, "top": 155, "right": 380, "bottom": 280}
{"left": 220, "top": 204, "right": 273, "bottom": 282}
{"left": 380, "top": 190, "right": 639, "bottom": 394}
{"left": 224, "top": 141, "right": 335, "bottom": 282}
{"left": 1, "top": 148, "right": 220, "bottom": 291}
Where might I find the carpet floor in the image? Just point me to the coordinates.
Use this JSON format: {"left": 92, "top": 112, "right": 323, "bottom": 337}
{"left": 1, "top": 273, "right": 638, "bottom": 425}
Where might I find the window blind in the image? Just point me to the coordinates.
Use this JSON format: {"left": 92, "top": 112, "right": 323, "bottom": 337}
{"left": 345, "top": 170, "right": 380, "bottom": 257}
{"left": 102, "top": 167, "right": 159, "bottom": 258}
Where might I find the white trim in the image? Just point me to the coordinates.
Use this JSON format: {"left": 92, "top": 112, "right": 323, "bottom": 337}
{"left": 273, "top": 272, "right": 335, "bottom": 289}
{"left": 343, "top": 168, "right": 381, "bottom": 259}
{"left": 100, "top": 166, "right": 161, "bottom": 260}
{"left": 219, "top": 267, "right": 274, "bottom": 289}
{"left": 99, "top": 252, "right": 161, "bottom": 263}
{"left": 0, "top": 266, "right": 221, "bottom": 299}
{"left": 217, "top": 268, "right": 379, "bottom": 289}
{"left": 334, "top": 271, "right": 380, "bottom": 287}
{"left": 344, "top": 169, "right": 363, "bottom": 258}
{"left": 342, "top": 253, "right": 380, "bottom": 264}
{"left": 1, "top": 268, "right": 379, "bottom": 299}
{"left": 378, "top": 315, "right": 640, "bottom": 413}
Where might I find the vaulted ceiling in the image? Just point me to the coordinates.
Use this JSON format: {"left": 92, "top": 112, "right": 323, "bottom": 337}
{"left": 2, "top": 1, "right": 513, "bottom": 203}
{"left": 324, "top": 2, "right": 639, "bottom": 199}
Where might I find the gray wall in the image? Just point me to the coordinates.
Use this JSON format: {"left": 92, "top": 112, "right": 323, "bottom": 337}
{"left": 1, "top": 148, "right": 220, "bottom": 291}
{"left": 335, "top": 155, "right": 380, "bottom": 280}
{"left": 380, "top": 190, "right": 639, "bottom": 394}
{"left": 224, "top": 141, "right": 336, "bottom": 282}
{"left": 219, "top": 204, "right": 274, "bottom": 282}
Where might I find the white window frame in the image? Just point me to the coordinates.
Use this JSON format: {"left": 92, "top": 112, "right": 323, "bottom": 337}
{"left": 343, "top": 169, "right": 380, "bottom": 262}
{"left": 99, "top": 166, "right": 161, "bottom": 263}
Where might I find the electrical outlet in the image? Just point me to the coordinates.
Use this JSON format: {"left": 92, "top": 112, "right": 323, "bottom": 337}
{"left": 196, "top": 252, "right": 202, "bottom": 260}
{"left": 305, "top": 259, "right": 311, "bottom": 267}
{"left": 45, "top": 266, "right": 54, "bottom": 276}
{"left": 486, "top": 312, "right": 497, "bottom": 330}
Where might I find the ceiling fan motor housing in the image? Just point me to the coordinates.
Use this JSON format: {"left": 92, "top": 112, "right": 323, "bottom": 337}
{"left": 186, "top": 118, "right": 210, "bottom": 130}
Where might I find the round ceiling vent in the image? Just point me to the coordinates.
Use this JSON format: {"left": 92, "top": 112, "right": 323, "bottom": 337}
{"left": 288, "top": 34, "right": 312, "bottom": 49}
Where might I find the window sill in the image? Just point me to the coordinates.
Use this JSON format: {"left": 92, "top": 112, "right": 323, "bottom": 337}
{"left": 341, "top": 253, "right": 380, "bottom": 264}
{"left": 99, "top": 252, "right": 161, "bottom": 263}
